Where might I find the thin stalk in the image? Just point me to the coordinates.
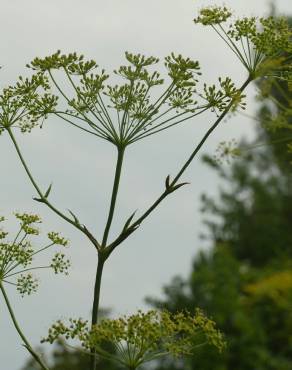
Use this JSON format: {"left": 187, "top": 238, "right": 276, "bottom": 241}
{"left": 2, "top": 227, "right": 23, "bottom": 267}
{"left": 246, "top": 37, "right": 253, "bottom": 68}
{"left": 49, "top": 70, "right": 113, "bottom": 141}
{"left": 127, "top": 83, "right": 175, "bottom": 140}
{"left": 170, "top": 77, "right": 252, "bottom": 184}
{"left": 7, "top": 128, "right": 100, "bottom": 250}
{"left": 122, "top": 83, "right": 152, "bottom": 140}
{"left": 0, "top": 283, "right": 49, "bottom": 370}
{"left": 97, "top": 92, "right": 121, "bottom": 143}
{"left": 2, "top": 280, "right": 17, "bottom": 286}
{"left": 131, "top": 107, "right": 209, "bottom": 143}
{"left": 240, "top": 36, "right": 251, "bottom": 69}
{"left": 211, "top": 25, "right": 247, "bottom": 69}
{"left": 54, "top": 112, "right": 108, "bottom": 139}
{"left": 101, "top": 146, "right": 125, "bottom": 247}
{"left": 218, "top": 24, "right": 251, "bottom": 71}
{"left": 30, "top": 242, "right": 55, "bottom": 257}
{"left": 7, "top": 128, "right": 43, "bottom": 195}
{"left": 5, "top": 265, "right": 50, "bottom": 278}
{"left": 63, "top": 68, "right": 119, "bottom": 141}
{"left": 120, "top": 82, "right": 135, "bottom": 141}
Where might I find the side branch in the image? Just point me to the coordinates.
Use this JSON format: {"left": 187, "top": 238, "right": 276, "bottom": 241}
{"left": 7, "top": 128, "right": 100, "bottom": 250}
{"left": 105, "top": 76, "right": 252, "bottom": 256}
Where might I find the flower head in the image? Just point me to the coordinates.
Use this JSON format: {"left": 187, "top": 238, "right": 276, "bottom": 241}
{"left": 0, "top": 212, "right": 70, "bottom": 296}
{"left": 195, "top": 8, "right": 291, "bottom": 79}
{"left": 42, "top": 309, "right": 225, "bottom": 370}
{"left": 0, "top": 74, "right": 58, "bottom": 135}
{"left": 194, "top": 6, "right": 232, "bottom": 25}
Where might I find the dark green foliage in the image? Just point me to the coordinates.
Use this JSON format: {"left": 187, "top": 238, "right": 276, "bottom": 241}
{"left": 148, "top": 55, "right": 292, "bottom": 369}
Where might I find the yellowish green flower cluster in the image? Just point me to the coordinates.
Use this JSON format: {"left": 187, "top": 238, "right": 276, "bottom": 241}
{"left": 214, "top": 139, "right": 241, "bottom": 164}
{"left": 194, "top": 6, "right": 232, "bottom": 25}
{"left": 201, "top": 77, "right": 246, "bottom": 114}
{"left": 194, "top": 6, "right": 291, "bottom": 78}
{"left": 0, "top": 74, "right": 58, "bottom": 134}
{"left": 0, "top": 213, "right": 69, "bottom": 296}
{"left": 42, "top": 309, "right": 225, "bottom": 370}
{"left": 10, "top": 48, "right": 247, "bottom": 148}
{"left": 24, "top": 51, "right": 209, "bottom": 147}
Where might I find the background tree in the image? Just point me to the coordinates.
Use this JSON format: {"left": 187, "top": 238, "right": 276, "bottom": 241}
{"left": 148, "top": 43, "right": 292, "bottom": 370}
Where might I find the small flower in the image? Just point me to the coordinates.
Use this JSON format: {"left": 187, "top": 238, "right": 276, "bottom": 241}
{"left": 47, "top": 231, "right": 69, "bottom": 246}
{"left": 17, "top": 273, "right": 38, "bottom": 296}
{"left": 50, "top": 253, "right": 70, "bottom": 274}
{"left": 214, "top": 139, "right": 241, "bottom": 164}
{"left": 194, "top": 6, "right": 232, "bottom": 25}
{"left": 200, "top": 77, "right": 246, "bottom": 114}
{"left": 0, "top": 212, "right": 70, "bottom": 296}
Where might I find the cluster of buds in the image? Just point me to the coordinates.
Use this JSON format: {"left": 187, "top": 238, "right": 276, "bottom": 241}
{"left": 200, "top": 77, "right": 246, "bottom": 114}
{"left": 42, "top": 309, "right": 225, "bottom": 370}
{"left": 194, "top": 6, "right": 291, "bottom": 78}
{"left": 0, "top": 74, "right": 58, "bottom": 134}
{"left": 0, "top": 213, "right": 69, "bottom": 296}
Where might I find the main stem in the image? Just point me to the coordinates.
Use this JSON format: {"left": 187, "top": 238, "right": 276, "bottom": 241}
{"left": 90, "top": 145, "right": 125, "bottom": 370}
{"left": 90, "top": 254, "right": 105, "bottom": 370}
{"left": 102, "top": 146, "right": 125, "bottom": 247}
{"left": 91, "top": 254, "right": 105, "bottom": 328}
{"left": 0, "top": 283, "right": 49, "bottom": 370}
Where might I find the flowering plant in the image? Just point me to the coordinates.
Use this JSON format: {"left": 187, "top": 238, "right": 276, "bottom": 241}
{"left": 0, "top": 6, "right": 290, "bottom": 370}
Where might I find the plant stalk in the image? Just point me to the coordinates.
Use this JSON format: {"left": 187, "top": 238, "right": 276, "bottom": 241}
{"left": 91, "top": 254, "right": 105, "bottom": 327}
{"left": 7, "top": 128, "right": 99, "bottom": 249}
{"left": 102, "top": 146, "right": 125, "bottom": 247}
{"left": 90, "top": 254, "right": 105, "bottom": 370}
{"left": 90, "top": 145, "right": 125, "bottom": 370}
{"left": 0, "top": 283, "right": 49, "bottom": 370}
{"left": 107, "top": 76, "right": 253, "bottom": 254}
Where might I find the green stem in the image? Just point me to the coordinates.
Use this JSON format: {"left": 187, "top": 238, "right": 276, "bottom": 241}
{"left": 106, "top": 76, "right": 252, "bottom": 254}
{"left": 0, "top": 283, "right": 49, "bottom": 370}
{"left": 101, "top": 146, "right": 125, "bottom": 247}
{"left": 7, "top": 128, "right": 43, "bottom": 195}
{"left": 7, "top": 128, "right": 100, "bottom": 250}
{"left": 90, "top": 254, "right": 105, "bottom": 370}
{"left": 91, "top": 255, "right": 105, "bottom": 328}
{"left": 90, "top": 145, "right": 125, "bottom": 369}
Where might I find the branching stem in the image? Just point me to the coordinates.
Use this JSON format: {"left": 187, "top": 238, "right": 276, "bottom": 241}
{"left": 7, "top": 128, "right": 100, "bottom": 250}
{"left": 106, "top": 76, "right": 252, "bottom": 255}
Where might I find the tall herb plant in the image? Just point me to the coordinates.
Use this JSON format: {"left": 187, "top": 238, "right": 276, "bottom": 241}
{"left": 0, "top": 6, "right": 291, "bottom": 370}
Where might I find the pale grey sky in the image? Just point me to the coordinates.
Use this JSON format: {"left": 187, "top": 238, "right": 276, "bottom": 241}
{"left": 0, "top": 0, "right": 291, "bottom": 369}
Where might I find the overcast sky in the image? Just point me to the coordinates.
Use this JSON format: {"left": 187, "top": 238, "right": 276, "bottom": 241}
{"left": 0, "top": 0, "right": 291, "bottom": 369}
